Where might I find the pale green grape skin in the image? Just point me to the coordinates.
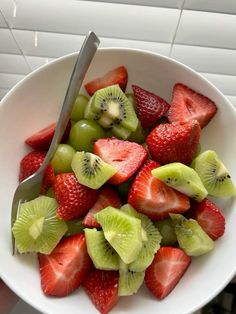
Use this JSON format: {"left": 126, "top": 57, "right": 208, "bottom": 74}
{"left": 69, "top": 119, "right": 105, "bottom": 152}
{"left": 70, "top": 94, "right": 89, "bottom": 121}
{"left": 51, "top": 144, "right": 75, "bottom": 174}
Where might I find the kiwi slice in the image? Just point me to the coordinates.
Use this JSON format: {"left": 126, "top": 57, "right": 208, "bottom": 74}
{"left": 88, "top": 84, "right": 138, "bottom": 132}
{"left": 111, "top": 124, "right": 131, "bottom": 140}
{"left": 12, "top": 196, "right": 67, "bottom": 254}
{"left": 71, "top": 151, "right": 117, "bottom": 190}
{"left": 95, "top": 206, "right": 143, "bottom": 264}
{"left": 65, "top": 219, "right": 84, "bottom": 236}
{"left": 85, "top": 228, "right": 119, "bottom": 270}
{"left": 154, "top": 218, "right": 177, "bottom": 246}
{"left": 151, "top": 162, "right": 208, "bottom": 202}
{"left": 170, "top": 214, "right": 214, "bottom": 256}
{"left": 191, "top": 150, "right": 236, "bottom": 197}
{"left": 118, "top": 258, "right": 145, "bottom": 296}
{"left": 120, "top": 204, "right": 162, "bottom": 272}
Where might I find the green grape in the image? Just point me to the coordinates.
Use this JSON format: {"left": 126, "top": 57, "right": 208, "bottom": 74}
{"left": 51, "top": 144, "right": 75, "bottom": 174}
{"left": 70, "top": 94, "right": 89, "bottom": 121}
{"left": 65, "top": 219, "right": 84, "bottom": 236}
{"left": 128, "top": 121, "right": 146, "bottom": 144}
{"left": 126, "top": 93, "right": 136, "bottom": 111}
{"left": 69, "top": 119, "right": 105, "bottom": 152}
{"left": 154, "top": 218, "right": 177, "bottom": 246}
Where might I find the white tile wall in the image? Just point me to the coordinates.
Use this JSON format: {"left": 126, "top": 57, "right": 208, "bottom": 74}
{"left": 175, "top": 10, "right": 236, "bottom": 49}
{"left": 184, "top": 0, "right": 236, "bottom": 14}
{"left": 0, "top": 1, "right": 236, "bottom": 312}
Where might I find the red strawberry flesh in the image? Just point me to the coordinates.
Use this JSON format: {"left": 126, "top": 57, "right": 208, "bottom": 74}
{"left": 38, "top": 233, "right": 91, "bottom": 297}
{"left": 128, "top": 160, "right": 190, "bottom": 220}
{"left": 146, "top": 120, "right": 201, "bottom": 165}
{"left": 145, "top": 246, "right": 191, "bottom": 299}
{"left": 53, "top": 172, "right": 99, "bottom": 220}
{"left": 85, "top": 66, "right": 128, "bottom": 96}
{"left": 83, "top": 186, "right": 121, "bottom": 228}
{"left": 94, "top": 138, "right": 148, "bottom": 185}
{"left": 132, "top": 85, "right": 170, "bottom": 129}
{"left": 187, "top": 198, "right": 225, "bottom": 240}
{"left": 19, "top": 150, "right": 46, "bottom": 182}
{"left": 83, "top": 269, "right": 119, "bottom": 314}
{"left": 168, "top": 83, "right": 217, "bottom": 128}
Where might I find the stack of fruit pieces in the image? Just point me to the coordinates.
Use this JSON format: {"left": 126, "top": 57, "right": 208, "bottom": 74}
{"left": 12, "top": 65, "right": 236, "bottom": 314}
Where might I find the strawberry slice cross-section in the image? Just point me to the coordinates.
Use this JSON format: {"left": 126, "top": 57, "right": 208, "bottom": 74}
{"left": 128, "top": 160, "right": 190, "bottom": 220}
{"left": 168, "top": 83, "right": 217, "bottom": 128}
{"left": 94, "top": 138, "right": 148, "bottom": 185}
{"left": 145, "top": 246, "right": 191, "bottom": 299}
{"left": 38, "top": 233, "right": 91, "bottom": 297}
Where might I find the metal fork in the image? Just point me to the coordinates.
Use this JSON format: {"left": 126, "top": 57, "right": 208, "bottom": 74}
{"left": 11, "top": 31, "right": 100, "bottom": 255}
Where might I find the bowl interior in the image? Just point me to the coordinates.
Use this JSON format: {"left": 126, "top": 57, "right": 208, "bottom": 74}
{"left": 0, "top": 48, "right": 236, "bottom": 314}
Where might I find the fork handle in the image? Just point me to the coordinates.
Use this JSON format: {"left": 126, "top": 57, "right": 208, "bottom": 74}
{"left": 41, "top": 31, "right": 100, "bottom": 170}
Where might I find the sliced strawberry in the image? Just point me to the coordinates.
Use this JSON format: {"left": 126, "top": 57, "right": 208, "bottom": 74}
{"left": 83, "top": 186, "right": 121, "bottom": 228}
{"left": 41, "top": 165, "right": 55, "bottom": 194}
{"left": 85, "top": 66, "right": 128, "bottom": 96}
{"left": 187, "top": 198, "right": 225, "bottom": 240}
{"left": 25, "top": 121, "right": 71, "bottom": 151}
{"left": 128, "top": 160, "right": 190, "bottom": 220}
{"left": 146, "top": 120, "right": 201, "bottom": 165}
{"left": 19, "top": 150, "right": 46, "bottom": 182}
{"left": 94, "top": 138, "right": 148, "bottom": 185}
{"left": 38, "top": 233, "right": 91, "bottom": 297}
{"left": 132, "top": 85, "right": 170, "bottom": 129}
{"left": 83, "top": 269, "right": 119, "bottom": 314}
{"left": 145, "top": 246, "right": 191, "bottom": 299}
{"left": 53, "top": 172, "right": 99, "bottom": 221}
{"left": 168, "top": 83, "right": 217, "bottom": 128}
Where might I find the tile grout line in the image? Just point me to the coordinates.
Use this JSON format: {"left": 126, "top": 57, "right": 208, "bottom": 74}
{"left": 0, "top": 8, "right": 32, "bottom": 72}
{"left": 169, "top": 0, "right": 186, "bottom": 57}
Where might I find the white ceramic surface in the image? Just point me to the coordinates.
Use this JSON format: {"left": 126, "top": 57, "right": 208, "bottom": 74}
{"left": 0, "top": 48, "right": 236, "bottom": 314}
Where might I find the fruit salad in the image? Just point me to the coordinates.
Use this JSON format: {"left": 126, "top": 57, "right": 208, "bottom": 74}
{"left": 12, "top": 65, "right": 236, "bottom": 314}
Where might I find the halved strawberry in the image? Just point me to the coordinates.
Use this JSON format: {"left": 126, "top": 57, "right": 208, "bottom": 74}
{"left": 146, "top": 120, "right": 201, "bottom": 165}
{"left": 25, "top": 121, "right": 71, "bottom": 151}
{"left": 128, "top": 160, "right": 190, "bottom": 220}
{"left": 82, "top": 269, "right": 119, "bottom": 314}
{"left": 38, "top": 233, "right": 91, "bottom": 297}
{"left": 132, "top": 85, "right": 170, "bottom": 129}
{"left": 19, "top": 150, "right": 46, "bottom": 182}
{"left": 83, "top": 186, "right": 121, "bottom": 228}
{"left": 168, "top": 83, "right": 217, "bottom": 128}
{"left": 94, "top": 138, "right": 148, "bottom": 185}
{"left": 85, "top": 66, "right": 128, "bottom": 96}
{"left": 53, "top": 172, "right": 99, "bottom": 221}
{"left": 187, "top": 198, "right": 225, "bottom": 240}
{"left": 145, "top": 246, "right": 191, "bottom": 299}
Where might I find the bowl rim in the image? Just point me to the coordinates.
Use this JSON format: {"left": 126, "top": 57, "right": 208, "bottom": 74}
{"left": 1, "top": 47, "right": 235, "bottom": 113}
{"left": 1, "top": 47, "right": 236, "bottom": 314}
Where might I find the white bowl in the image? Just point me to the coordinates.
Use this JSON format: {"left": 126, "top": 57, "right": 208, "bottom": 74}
{"left": 0, "top": 48, "right": 236, "bottom": 314}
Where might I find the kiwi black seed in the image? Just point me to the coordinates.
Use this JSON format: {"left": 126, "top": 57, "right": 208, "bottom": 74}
{"left": 191, "top": 150, "right": 236, "bottom": 197}
{"left": 71, "top": 151, "right": 117, "bottom": 190}
{"left": 88, "top": 84, "right": 138, "bottom": 133}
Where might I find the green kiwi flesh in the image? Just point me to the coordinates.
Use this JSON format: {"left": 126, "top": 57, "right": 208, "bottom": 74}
{"left": 120, "top": 204, "right": 162, "bottom": 272}
{"left": 191, "top": 150, "right": 236, "bottom": 197}
{"left": 85, "top": 228, "right": 119, "bottom": 270}
{"left": 71, "top": 151, "right": 117, "bottom": 189}
{"left": 95, "top": 206, "right": 143, "bottom": 264}
{"left": 170, "top": 214, "right": 214, "bottom": 256}
{"left": 151, "top": 162, "right": 208, "bottom": 202}
{"left": 154, "top": 218, "right": 177, "bottom": 246}
{"left": 12, "top": 196, "right": 67, "bottom": 254}
{"left": 118, "top": 258, "right": 145, "bottom": 296}
{"left": 85, "top": 84, "right": 138, "bottom": 133}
